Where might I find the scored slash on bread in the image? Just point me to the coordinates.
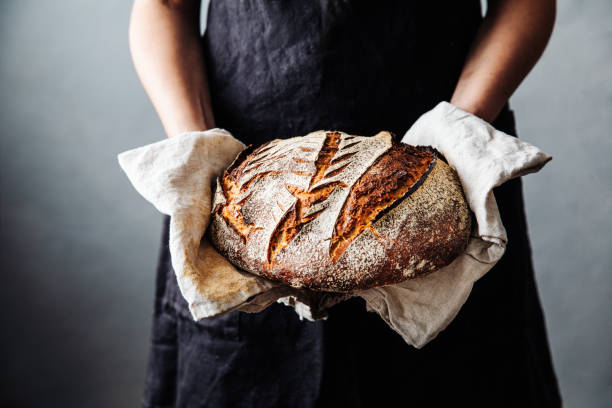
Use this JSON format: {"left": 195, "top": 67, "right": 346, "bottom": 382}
{"left": 210, "top": 130, "right": 471, "bottom": 293}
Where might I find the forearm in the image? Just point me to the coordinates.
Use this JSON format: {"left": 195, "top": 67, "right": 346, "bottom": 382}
{"left": 451, "top": 0, "right": 556, "bottom": 122}
{"left": 129, "top": 0, "right": 215, "bottom": 138}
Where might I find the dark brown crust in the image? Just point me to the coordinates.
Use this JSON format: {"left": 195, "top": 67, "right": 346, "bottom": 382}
{"left": 341, "top": 159, "right": 471, "bottom": 291}
{"left": 209, "top": 131, "right": 472, "bottom": 293}
{"left": 267, "top": 132, "right": 344, "bottom": 263}
{"left": 329, "top": 143, "right": 435, "bottom": 260}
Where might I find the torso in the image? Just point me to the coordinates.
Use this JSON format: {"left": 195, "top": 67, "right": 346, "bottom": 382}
{"left": 202, "top": 0, "right": 483, "bottom": 144}
{"left": 142, "top": 3, "right": 561, "bottom": 406}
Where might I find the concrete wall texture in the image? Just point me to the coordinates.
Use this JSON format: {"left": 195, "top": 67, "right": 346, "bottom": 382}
{"left": 1, "top": 1, "right": 610, "bottom": 407}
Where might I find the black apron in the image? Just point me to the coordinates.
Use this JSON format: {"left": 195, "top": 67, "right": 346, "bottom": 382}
{"left": 142, "top": 1, "right": 561, "bottom": 407}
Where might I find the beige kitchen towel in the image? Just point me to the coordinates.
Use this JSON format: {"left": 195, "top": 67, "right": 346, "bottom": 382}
{"left": 118, "top": 130, "right": 275, "bottom": 318}
{"left": 118, "top": 102, "right": 551, "bottom": 347}
{"left": 359, "top": 102, "right": 551, "bottom": 347}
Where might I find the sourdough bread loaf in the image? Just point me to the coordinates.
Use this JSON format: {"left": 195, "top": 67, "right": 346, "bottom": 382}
{"left": 209, "top": 130, "right": 471, "bottom": 293}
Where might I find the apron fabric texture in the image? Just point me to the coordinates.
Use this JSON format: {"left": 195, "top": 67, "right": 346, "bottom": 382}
{"left": 142, "top": 1, "right": 561, "bottom": 407}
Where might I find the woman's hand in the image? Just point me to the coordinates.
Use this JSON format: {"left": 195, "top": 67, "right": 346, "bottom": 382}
{"left": 451, "top": 0, "right": 556, "bottom": 123}
{"left": 129, "top": 0, "right": 215, "bottom": 138}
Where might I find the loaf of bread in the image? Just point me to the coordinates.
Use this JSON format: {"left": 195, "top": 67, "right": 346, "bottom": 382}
{"left": 209, "top": 130, "right": 471, "bottom": 293}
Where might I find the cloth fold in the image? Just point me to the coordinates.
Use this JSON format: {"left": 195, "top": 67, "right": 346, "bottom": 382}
{"left": 118, "top": 102, "right": 551, "bottom": 348}
{"left": 119, "top": 130, "right": 274, "bottom": 318}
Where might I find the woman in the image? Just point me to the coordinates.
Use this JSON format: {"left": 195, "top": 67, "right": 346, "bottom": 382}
{"left": 129, "top": 1, "right": 560, "bottom": 406}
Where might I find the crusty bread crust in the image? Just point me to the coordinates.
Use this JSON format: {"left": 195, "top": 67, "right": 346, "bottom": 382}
{"left": 209, "top": 130, "right": 471, "bottom": 293}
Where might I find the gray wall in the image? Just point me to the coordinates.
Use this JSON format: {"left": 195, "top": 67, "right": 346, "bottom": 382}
{"left": 0, "top": 1, "right": 610, "bottom": 407}
{"left": 513, "top": 1, "right": 612, "bottom": 405}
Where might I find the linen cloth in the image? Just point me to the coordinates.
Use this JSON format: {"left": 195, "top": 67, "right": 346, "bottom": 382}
{"left": 119, "top": 102, "right": 551, "bottom": 348}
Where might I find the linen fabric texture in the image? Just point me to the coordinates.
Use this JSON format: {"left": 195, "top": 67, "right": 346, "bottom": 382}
{"left": 118, "top": 102, "right": 551, "bottom": 348}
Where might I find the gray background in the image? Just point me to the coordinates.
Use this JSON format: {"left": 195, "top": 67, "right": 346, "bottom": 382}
{"left": 0, "top": 1, "right": 610, "bottom": 407}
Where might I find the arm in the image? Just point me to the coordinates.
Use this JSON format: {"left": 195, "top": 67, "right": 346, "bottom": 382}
{"left": 450, "top": 0, "right": 556, "bottom": 122}
{"left": 129, "top": 0, "right": 215, "bottom": 138}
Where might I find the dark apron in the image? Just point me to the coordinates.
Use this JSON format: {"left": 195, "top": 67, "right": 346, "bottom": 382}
{"left": 142, "top": 1, "right": 561, "bottom": 407}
